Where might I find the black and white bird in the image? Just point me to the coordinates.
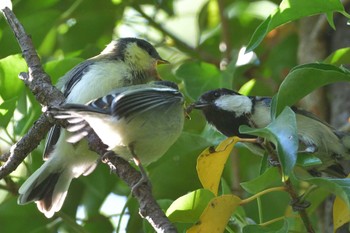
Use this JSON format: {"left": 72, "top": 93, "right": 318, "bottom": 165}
{"left": 191, "top": 88, "right": 350, "bottom": 177}
{"left": 49, "top": 81, "right": 185, "bottom": 184}
{"left": 18, "top": 38, "right": 168, "bottom": 218}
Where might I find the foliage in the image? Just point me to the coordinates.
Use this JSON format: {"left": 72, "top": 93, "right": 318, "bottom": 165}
{"left": 1, "top": 0, "right": 350, "bottom": 233}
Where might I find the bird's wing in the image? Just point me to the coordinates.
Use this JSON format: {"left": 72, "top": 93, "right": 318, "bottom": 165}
{"left": 43, "top": 125, "right": 61, "bottom": 159}
{"left": 111, "top": 87, "right": 183, "bottom": 119}
{"left": 44, "top": 59, "right": 98, "bottom": 158}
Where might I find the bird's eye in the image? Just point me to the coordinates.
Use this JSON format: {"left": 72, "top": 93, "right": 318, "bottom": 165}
{"left": 213, "top": 91, "right": 220, "bottom": 98}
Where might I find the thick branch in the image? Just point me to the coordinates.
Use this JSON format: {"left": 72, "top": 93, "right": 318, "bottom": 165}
{"left": 0, "top": 6, "right": 176, "bottom": 233}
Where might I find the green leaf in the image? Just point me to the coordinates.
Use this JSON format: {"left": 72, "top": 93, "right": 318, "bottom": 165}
{"left": 0, "top": 98, "right": 17, "bottom": 128}
{"left": 175, "top": 61, "right": 221, "bottom": 100}
{"left": 0, "top": 55, "right": 27, "bottom": 100}
{"left": 247, "top": 0, "right": 348, "bottom": 52}
{"left": 166, "top": 189, "right": 215, "bottom": 223}
{"left": 300, "top": 176, "right": 350, "bottom": 208}
{"left": 273, "top": 63, "right": 350, "bottom": 116}
{"left": 324, "top": 48, "right": 350, "bottom": 66}
{"left": 243, "top": 218, "right": 289, "bottom": 233}
{"left": 240, "top": 107, "right": 298, "bottom": 180}
{"left": 240, "top": 167, "right": 283, "bottom": 194}
{"left": 296, "top": 153, "right": 322, "bottom": 168}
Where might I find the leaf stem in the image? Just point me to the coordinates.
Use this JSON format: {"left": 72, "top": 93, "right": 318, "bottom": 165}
{"left": 240, "top": 186, "right": 286, "bottom": 205}
{"left": 257, "top": 197, "right": 264, "bottom": 224}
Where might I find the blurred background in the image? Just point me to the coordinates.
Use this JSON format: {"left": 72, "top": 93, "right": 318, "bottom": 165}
{"left": 0, "top": 0, "right": 350, "bottom": 232}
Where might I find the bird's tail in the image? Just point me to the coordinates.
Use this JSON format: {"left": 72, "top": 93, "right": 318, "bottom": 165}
{"left": 18, "top": 161, "right": 73, "bottom": 218}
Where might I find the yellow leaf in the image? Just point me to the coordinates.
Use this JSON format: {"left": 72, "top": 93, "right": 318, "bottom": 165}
{"left": 187, "top": 194, "right": 241, "bottom": 233}
{"left": 196, "top": 137, "right": 239, "bottom": 196}
{"left": 333, "top": 195, "right": 350, "bottom": 232}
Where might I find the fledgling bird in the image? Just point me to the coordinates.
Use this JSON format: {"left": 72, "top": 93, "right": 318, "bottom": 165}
{"left": 191, "top": 88, "right": 350, "bottom": 177}
{"left": 49, "top": 81, "right": 185, "bottom": 184}
{"left": 18, "top": 38, "right": 168, "bottom": 218}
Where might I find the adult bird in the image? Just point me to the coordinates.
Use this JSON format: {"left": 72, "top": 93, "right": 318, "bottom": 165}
{"left": 191, "top": 88, "right": 350, "bottom": 177}
{"left": 18, "top": 38, "right": 169, "bottom": 218}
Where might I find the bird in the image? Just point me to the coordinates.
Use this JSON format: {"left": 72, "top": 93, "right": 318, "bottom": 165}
{"left": 18, "top": 37, "right": 169, "bottom": 218}
{"left": 190, "top": 88, "right": 350, "bottom": 178}
{"left": 49, "top": 81, "right": 185, "bottom": 187}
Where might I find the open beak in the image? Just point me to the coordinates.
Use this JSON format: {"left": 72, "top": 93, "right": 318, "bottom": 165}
{"left": 157, "top": 58, "right": 170, "bottom": 65}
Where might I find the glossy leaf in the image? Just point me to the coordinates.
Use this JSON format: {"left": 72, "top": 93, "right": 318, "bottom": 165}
{"left": 166, "top": 189, "right": 215, "bottom": 223}
{"left": 197, "top": 137, "right": 239, "bottom": 196}
{"left": 240, "top": 107, "right": 298, "bottom": 180}
{"left": 247, "top": 0, "right": 348, "bottom": 52}
{"left": 240, "top": 167, "right": 283, "bottom": 194}
{"left": 273, "top": 63, "right": 350, "bottom": 116}
{"left": 187, "top": 194, "right": 241, "bottom": 233}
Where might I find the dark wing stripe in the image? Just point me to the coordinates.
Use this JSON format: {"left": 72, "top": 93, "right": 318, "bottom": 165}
{"left": 111, "top": 88, "right": 182, "bottom": 119}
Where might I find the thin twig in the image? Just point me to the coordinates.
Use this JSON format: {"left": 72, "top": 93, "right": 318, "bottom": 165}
{"left": 262, "top": 141, "right": 315, "bottom": 233}
{"left": 132, "top": 4, "right": 218, "bottom": 64}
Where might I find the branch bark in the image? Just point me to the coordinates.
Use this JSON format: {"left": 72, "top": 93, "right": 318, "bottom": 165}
{"left": 0, "top": 6, "right": 176, "bottom": 233}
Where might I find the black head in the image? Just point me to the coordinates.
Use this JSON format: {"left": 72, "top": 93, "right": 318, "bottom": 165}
{"left": 192, "top": 88, "right": 254, "bottom": 138}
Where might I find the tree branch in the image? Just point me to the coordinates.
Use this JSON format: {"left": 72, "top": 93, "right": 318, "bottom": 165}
{"left": 132, "top": 4, "right": 218, "bottom": 64}
{"left": 0, "top": 6, "right": 176, "bottom": 233}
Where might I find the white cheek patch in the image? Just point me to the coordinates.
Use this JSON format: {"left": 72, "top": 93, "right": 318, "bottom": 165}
{"left": 215, "top": 95, "right": 252, "bottom": 117}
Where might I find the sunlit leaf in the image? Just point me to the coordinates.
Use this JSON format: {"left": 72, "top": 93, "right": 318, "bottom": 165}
{"left": 0, "top": 55, "right": 26, "bottom": 100}
{"left": 240, "top": 107, "right": 298, "bottom": 180}
{"left": 324, "top": 48, "right": 350, "bottom": 66}
{"left": 247, "top": 0, "right": 349, "bottom": 51}
{"left": 240, "top": 167, "right": 282, "bottom": 194}
{"left": 187, "top": 194, "right": 241, "bottom": 233}
{"left": 197, "top": 137, "right": 239, "bottom": 196}
{"left": 166, "top": 189, "right": 215, "bottom": 223}
{"left": 273, "top": 63, "right": 350, "bottom": 116}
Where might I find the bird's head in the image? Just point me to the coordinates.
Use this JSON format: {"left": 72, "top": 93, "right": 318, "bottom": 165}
{"left": 192, "top": 88, "right": 253, "bottom": 117}
{"left": 102, "top": 38, "right": 168, "bottom": 79}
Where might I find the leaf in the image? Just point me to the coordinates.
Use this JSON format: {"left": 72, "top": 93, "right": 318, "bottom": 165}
{"left": 240, "top": 107, "right": 298, "bottom": 180}
{"left": 299, "top": 176, "right": 350, "bottom": 208}
{"left": 296, "top": 153, "right": 322, "bottom": 168}
{"left": 0, "top": 55, "right": 27, "bottom": 100}
{"left": 166, "top": 189, "right": 215, "bottom": 223}
{"left": 333, "top": 195, "right": 350, "bottom": 232}
{"left": 247, "top": 0, "right": 348, "bottom": 51}
{"left": 175, "top": 61, "right": 222, "bottom": 100}
{"left": 273, "top": 63, "right": 350, "bottom": 116}
{"left": 0, "top": 98, "right": 17, "bottom": 128}
{"left": 324, "top": 48, "right": 350, "bottom": 66}
{"left": 197, "top": 137, "right": 239, "bottom": 196}
{"left": 187, "top": 194, "right": 241, "bottom": 233}
{"left": 240, "top": 167, "right": 283, "bottom": 194}
{"left": 243, "top": 218, "right": 289, "bottom": 233}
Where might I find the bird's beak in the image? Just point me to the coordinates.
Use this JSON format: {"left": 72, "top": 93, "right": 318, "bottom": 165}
{"left": 185, "top": 100, "right": 210, "bottom": 114}
{"left": 157, "top": 58, "right": 170, "bottom": 65}
{"left": 191, "top": 100, "right": 210, "bottom": 109}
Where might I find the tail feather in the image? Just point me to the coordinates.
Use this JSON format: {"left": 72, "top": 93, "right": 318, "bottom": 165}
{"left": 18, "top": 163, "right": 73, "bottom": 218}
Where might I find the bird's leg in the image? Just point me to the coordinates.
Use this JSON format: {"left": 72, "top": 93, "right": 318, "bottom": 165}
{"left": 129, "top": 144, "right": 151, "bottom": 193}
